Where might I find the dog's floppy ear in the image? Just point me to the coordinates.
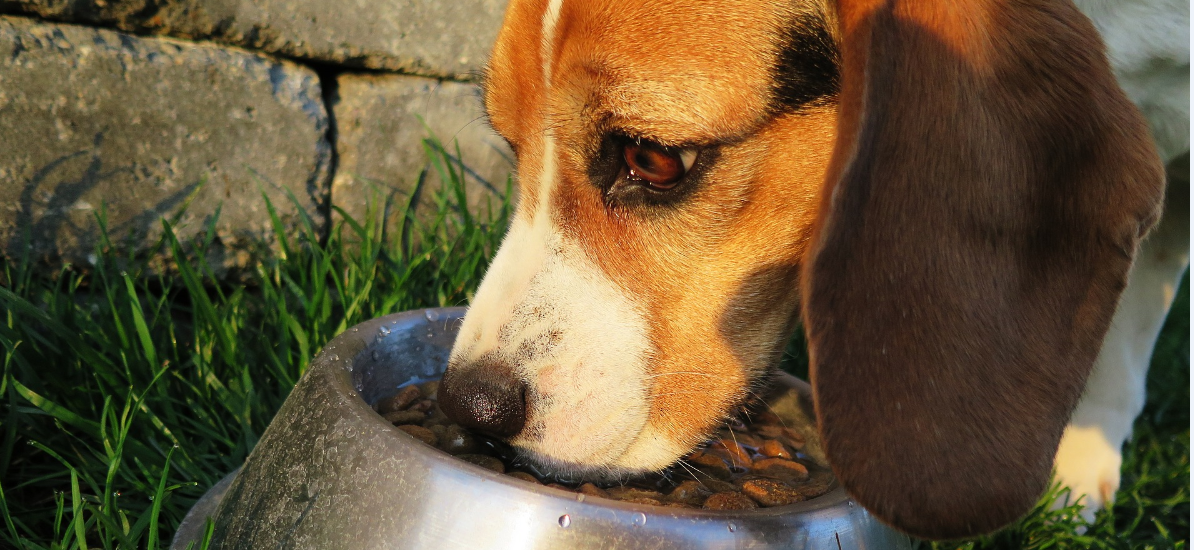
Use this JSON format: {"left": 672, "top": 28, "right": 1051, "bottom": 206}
{"left": 802, "top": 0, "right": 1165, "bottom": 540}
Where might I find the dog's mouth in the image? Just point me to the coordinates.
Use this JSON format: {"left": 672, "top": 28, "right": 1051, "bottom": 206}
{"left": 468, "top": 416, "right": 701, "bottom": 485}
{"left": 457, "top": 379, "right": 787, "bottom": 488}
{"left": 468, "top": 435, "right": 631, "bottom": 485}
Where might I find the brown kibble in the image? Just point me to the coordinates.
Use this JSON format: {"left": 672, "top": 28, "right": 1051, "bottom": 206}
{"left": 711, "top": 439, "right": 754, "bottom": 469}
{"left": 703, "top": 479, "right": 739, "bottom": 494}
{"left": 702, "top": 492, "right": 758, "bottom": 510}
{"left": 459, "top": 454, "right": 506, "bottom": 474}
{"left": 383, "top": 380, "right": 836, "bottom": 506}
{"left": 437, "top": 424, "right": 481, "bottom": 455}
{"left": 607, "top": 486, "right": 665, "bottom": 502}
{"left": 506, "top": 470, "right": 539, "bottom": 481}
{"left": 792, "top": 470, "right": 836, "bottom": 498}
{"left": 377, "top": 385, "right": 421, "bottom": 414}
{"left": 665, "top": 480, "right": 712, "bottom": 506}
{"left": 736, "top": 432, "right": 765, "bottom": 450}
{"left": 688, "top": 452, "right": 732, "bottom": 480}
{"left": 760, "top": 439, "right": 792, "bottom": 459}
{"left": 740, "top": 479, "right": 805, "bottom": 507}
{"left": 395, "top": 424, "right": 437, "bottom": 446}
{"left": 717, "top": 428, "right": 762, "bottom": 449}
{"left": 751, "top": 458, "right": 809, "bottom": 482}
{"left": 383, "top": 410, "right": 427, "bottom": 426}
{"left": 578, "top": 483, "right": 610, "bottom": 498}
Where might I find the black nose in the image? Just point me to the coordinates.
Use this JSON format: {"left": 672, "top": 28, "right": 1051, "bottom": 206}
{"left": 438, "top": 358, "right": 528, "bottom": 438}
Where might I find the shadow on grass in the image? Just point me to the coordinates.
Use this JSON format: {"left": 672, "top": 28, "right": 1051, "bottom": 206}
{"left": 0, "top": 135, "right": 512, "bottom": 549}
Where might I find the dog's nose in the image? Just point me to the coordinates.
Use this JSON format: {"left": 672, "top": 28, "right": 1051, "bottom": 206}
{"left": 438, "top": 359, "right": 527, "bottom": 438}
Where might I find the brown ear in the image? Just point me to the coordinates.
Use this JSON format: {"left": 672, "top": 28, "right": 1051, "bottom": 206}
{"left": 802, "top": 0, "right": 1165, "bottom": 540}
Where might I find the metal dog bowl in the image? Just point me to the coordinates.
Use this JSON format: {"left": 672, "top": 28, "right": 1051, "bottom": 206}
{"left": 172, "top": 308, "right": 910, "bottom": 549}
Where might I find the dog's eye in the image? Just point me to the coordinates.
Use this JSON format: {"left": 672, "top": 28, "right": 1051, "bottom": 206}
{"left": 623, "top": 141, "right": 697, "bottom": 190}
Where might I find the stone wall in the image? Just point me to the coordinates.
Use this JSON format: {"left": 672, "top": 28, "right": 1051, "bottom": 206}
{"left": 0, "top": 0, "right": 512, "bottom": 271}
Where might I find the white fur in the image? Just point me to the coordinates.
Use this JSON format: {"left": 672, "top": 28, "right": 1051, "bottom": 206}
{"left": 1057, "top": 0, "right": 1189, "bottom": 524}
{"left": 1054, "top": 425, "right": 1124, "bottom": 524}
{"left": 450, "top": 148, "right": 658, "bottom": 474}
{"left": 1054, "top": 192, "right": 1189, "bottom": 521}
{"left": 540, "top": 0, "right": 565, "bottom": 82}
{"left": 448, "top": 0, "right": 669, "bottom": 477}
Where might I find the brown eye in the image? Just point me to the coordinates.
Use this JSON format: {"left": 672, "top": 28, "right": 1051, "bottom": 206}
{"left": 623, "top": 141, "right": 695, "bottom": 190}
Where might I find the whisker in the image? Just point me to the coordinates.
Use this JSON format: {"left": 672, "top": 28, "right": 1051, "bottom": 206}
{"left": 674, "top": 458, "right": 718, "bottom": 488}
{"left": 744, "top": 388, "right": 793, "bottom": 430}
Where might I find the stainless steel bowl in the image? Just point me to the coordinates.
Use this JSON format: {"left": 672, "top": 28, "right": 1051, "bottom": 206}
{"left": 173, "top": 308, "right": 909, "bottom": 549}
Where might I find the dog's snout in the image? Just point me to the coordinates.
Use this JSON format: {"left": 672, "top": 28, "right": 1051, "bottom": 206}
{"left": 439, "top": 359, "right": 527, "bottom": 438}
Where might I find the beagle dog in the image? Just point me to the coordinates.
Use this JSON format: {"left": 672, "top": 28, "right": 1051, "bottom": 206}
{"left": 437, "top": 0, "right": 1185, "bottom": 539}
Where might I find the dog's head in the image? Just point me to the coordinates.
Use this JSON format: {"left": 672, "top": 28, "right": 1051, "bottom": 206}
{"left": 438, "top": 0, "right": 1165, "bottom": 539}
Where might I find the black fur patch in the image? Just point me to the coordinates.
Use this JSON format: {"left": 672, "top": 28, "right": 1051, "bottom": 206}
{"left": 773, "top": 12, "right": 840, "bottom": 111}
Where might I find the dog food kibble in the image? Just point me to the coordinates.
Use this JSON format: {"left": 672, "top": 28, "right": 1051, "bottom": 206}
{"left": 665, "top": 480, "right": 713, "bottom": 506}
{"left": 702, "top": 492, "right": 759, "bottom": 510}
{"left": 437, "top": 425, "right": 482, "bottom": 454}
{"left": 740, "top": 479, "right": 805, "bottom": 507}
{"left": 383, "top": 410, "right": 427, "bottom": 426}
{"left": 374, "top": 381, "right": 834, "bottom": 509}
{"left": 607, "top": 486, "right": 666, "bottom": 502}
{"left": 751, "top": 458, "right": 809, "bottom": 482}
{"left": 759, "top": 439, "right": 792, "bottom": 459}
{"left": 710, "top": 439, "right": 754, "bottom": 468}
{"left": 377, "top": 385, "right": 422, "bottom": 414}
{"left": 395, "top": 424, "right": 438, "bottom": 446}
{"left": 459, "top": 454, "right": 506, "bottom": 474}
{"left": 578, "top": 483, "right": 610, "bottom": 498}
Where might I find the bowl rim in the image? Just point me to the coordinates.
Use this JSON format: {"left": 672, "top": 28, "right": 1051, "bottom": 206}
{"left": 346, "top": 307, "right": 848, "bottom": 520}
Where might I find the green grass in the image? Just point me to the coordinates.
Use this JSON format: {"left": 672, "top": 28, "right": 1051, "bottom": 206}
{"left": 0, "top": 136, "right": 1187, "bottom": 548}
{"left": 0, "top": 138, "right": 512, "bottom": 549}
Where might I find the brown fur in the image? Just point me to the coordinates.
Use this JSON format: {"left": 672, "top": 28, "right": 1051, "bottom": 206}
{"left": 485, "top": 0, "right": 839, "bottom": 454}
{"left": 481, "top": 0, "right": 1163, "bottom": 539}
{"left": 804, "top": 0, "right": 1164, "bottom": 539}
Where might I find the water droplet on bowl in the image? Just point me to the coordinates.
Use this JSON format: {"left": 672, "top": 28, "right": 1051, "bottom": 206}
{"left": 633, "top": 512, "right": 646, "bottom": 527}
{"left": 575, "top": 494, "right": 586, "bottom": 503}
{"left": 424, "top": 310, "right": 439, "bottom": 322}
{"left": 558, "top": 514, "right": 571, "bottom": 528}
{"left": 371, "top": 350, "right": 381, "bottom": 361}
{"left": 379, "top": 326, "right": 391, "bottom": 336}
{"left": 728, "top": 523, "right": 736, "bottom": 533}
